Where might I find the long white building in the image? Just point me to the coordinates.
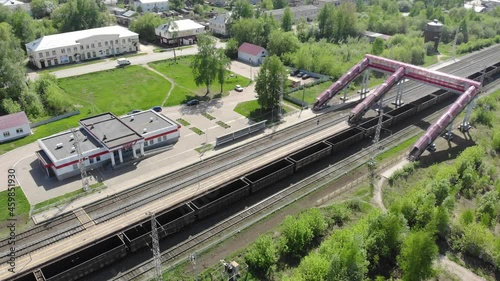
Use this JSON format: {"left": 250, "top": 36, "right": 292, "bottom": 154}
{"left": 36, "top": 110, "right": 180, "bottom": 180}
{"left": 25, "top": 26, "right": 140, "bottom": 69}
{"left": 134, "top": 0, "right": 169, "bottom": 12}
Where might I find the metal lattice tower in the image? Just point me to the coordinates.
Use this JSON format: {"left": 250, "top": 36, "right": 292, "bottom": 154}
{"left": 72, "top": 128, "right": 89, "bottom": 192}
{"left": 151, "top": 214, "right": 162, "bottom": 281}
{"left": 369, "top": 99, "right": 384, "bottom": 188}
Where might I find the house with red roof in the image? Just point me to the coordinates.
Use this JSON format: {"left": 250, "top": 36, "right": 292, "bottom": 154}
{"left": 238, "top": 42, "right": 268, "bottom": 66}
{"left": 0, "top": 111, "right": 31, "bottom": 143}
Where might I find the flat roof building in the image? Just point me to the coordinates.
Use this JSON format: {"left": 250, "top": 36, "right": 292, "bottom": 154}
{"left": 25, "top": 25, "right": 140, "bottom": 69}
{"left": 134, "top": 0, "right": 169, "bottom": 12}
{"left": 0, "top": 111, "right": 32, "bottom": 143}
{"left": 37, "top": 110, "right": 180, "bottom": 180}
{"left": 265, "top": 5, "right": 319, "bottom": 23}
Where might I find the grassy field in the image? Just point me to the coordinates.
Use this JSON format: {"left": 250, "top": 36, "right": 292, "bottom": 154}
{"left": 234, "top": 100, "right": 294, "bottom": 122}
{"left": 0, "top": 187, "right": 30, "bottom": 222}
{"left": 148, "top": 56, "right": 251, "bottom": 106}
{"left": 0, "top": 66, "right": 171, "bottom": 155}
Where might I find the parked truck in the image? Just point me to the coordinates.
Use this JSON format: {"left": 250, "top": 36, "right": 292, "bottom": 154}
{"left": 117, "top": 58, "right": 131, "bottom": 66}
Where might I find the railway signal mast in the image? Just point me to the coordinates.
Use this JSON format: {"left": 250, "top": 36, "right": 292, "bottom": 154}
{"left": 369, "top": 99, "right": 384, "bottom": 188}
{"left": 151, "top": 214, "right": 162, "bottom": 281}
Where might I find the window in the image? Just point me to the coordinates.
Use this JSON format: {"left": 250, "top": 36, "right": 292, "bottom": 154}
{"left": 3, "top": 131, "right": 10, "bottom": 137}
{"left": 98, "top": 42, "right": 102, "bottom": 47}
{"left": 73, "top": 163, "right": 78, "bottom": 170}
{"left": 86, "top": 45, "right": 89, "bottom": 49}
{"left": 92, "top": 51, "right": 96, "bottom": 58}
{"left": 39, "top": 53, "right": 43, "bottom": 58}
{"left": 115, "top": 40, "right": 118, "bottom": 44}
{"left": 96, "top": 156, "right": 101, "bottom": 162}
{"left": 109, "top": 40, "right": 113, "bottom": 45}
{"left": 52, "top": 50, "right": 56, "bottom": 55}
{"left": 105, "top": 41, "right": 108, "bottom": 46}
{"left": 128, "top": 38, "right": 131, "bottom": 42}
{"left": 61, "top": 49, "right": 65, "bottom": 54}
{"left": 67, "top": 48, "right": 71, "bottom": 53}
{"left": 91, "top": 43, "right": 95, "bottom": 48}
{"left": 46, "top": 51, "right": 49, "bottom": 56}
{"left": 157, "top": 137, "right": 161, "bottom": 142}
{"left": 122, "top": 39, "right": 125, "bottom": 44}
{"left": 16, "top": 128, "right": 23, "bottom": 134}
{"left": 144, "top": 141, "right": 149, "bottom": 147}
{"left": 89, "top": 158, "right": 94, "bottom": 164}
{"left": 116, "top": 47, "right": 119, "bottom": 53}
{"left": 80, "top": 46, "right": 84, "bottom": 50}
{"left": 162, "top": 135, "right": 167, "bottom": 141}
{"left": 149, "top": 140, "right": 153, "bottom": 145}
{"left": 74, "top": 47, "right": 78, "bottom": 52}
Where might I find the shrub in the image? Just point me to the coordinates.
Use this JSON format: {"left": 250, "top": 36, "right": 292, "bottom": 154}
{"left": 471, "top": 107, "right": 493, "bottom": 127}
{"left": 300, "top": 208, "right": 327, "bottom": 237}
{"left": 492, "top": 131, "right": 500, "bottom": 152}
{"left": 245, "top": 234, "right": 278, "bottom": 275}
{"left": 281, "top": 215, "right": 314, "bottom": 258}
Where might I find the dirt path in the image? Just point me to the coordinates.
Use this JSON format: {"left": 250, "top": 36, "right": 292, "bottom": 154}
{"left": 143, "top": 65, "right": 175, "bottom": 106}
{"left": 372, "top": 177, "right": 387, "bottom": 212}
{"left": 438, "top": 256, "right": 486, "bottom": 281}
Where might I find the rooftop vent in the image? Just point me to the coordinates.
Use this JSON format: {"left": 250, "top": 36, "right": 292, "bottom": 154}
{"left": 103, "top": 134, "right": 107, "bottom": 141}
{"left": 83, "top": 136, "right": 87, "bottom": 141}
{"left": 56, "top": 143, "right": 63, "bottom": 149}
{"left": 150, "top": 117, "right": 154, "bottom": 123}
{"left": 130, "top": 116, "right": 134, "bottom": 121}
{"left": 143, "top": 128, "right": 147, "bottom": 133}
{"left": 69, "top": 134, "right": 74, "bottom": 141}
{"left": 71, "top": 146, "right": 75, "bottom": 152}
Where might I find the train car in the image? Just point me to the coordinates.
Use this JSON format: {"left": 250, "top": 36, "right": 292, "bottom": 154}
{"left": 288, "top": 142, "right": 332, "bottom": 172}
{"left": 123, "top": 218, "right": 154, "bottom": 252}
{"left": 40, "top": 235, "right": 127, "bottom": 281}
{"left": 385, "top": 104, "right": 417, "bottom": 124}
{"left": 324, "top": 127, "right": 365, "bottom": 153}
{"left": 244, "top": 159, "right": 295, "bottom": 193}
{"left": 156, "top": 204, "right": 195, "bottom": 239}
{"left": 411, "top": 94, "right": 437, "bottom": 112}
{"left": 358, "top": 115, "right": 393, "bottom": 137}
{"left": 190, "top": 178, "right": 251, "bottom": 220}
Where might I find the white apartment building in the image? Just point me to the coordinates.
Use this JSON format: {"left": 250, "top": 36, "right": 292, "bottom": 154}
{"left": 134, "top": 0, "right": 168, "bottom": 12}
{"left": 265, "top": 5, "right": 319, "bottom": 23}
{"left": 209, "top": 13, "right": 231, "bottom": 37}
{"left": 25, "top": 26, "right": 140, "bottom": 69}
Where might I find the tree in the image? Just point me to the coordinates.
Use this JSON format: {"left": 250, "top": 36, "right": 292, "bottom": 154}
{"left": 398, "top": 231, "right": 438, "bottom": 281}
{"left": 129, "top": 13, "right": 164, "bottom": 42}
{"left": 169, "top": 0, "right": 184, "bottom": 10}
{"left": 30, "top": 0, "right": 58, "bottom": 18}
{"left": 281, "top": 6, "right": 293, "bottom": 32}
{"left": 215, "top": 48, "right": 231, "bottom": 93}
{"left": 52, "top": 0, "right": 113, "bottom": 32}
{"left": 232, "top": 0, "right": 253, "bottom": 19}
{"left": 280, "top": 215, "right": 314, "bottom": 258}
{"left": 190, "top": 34, "right": 218, "bottom": 95}
{"left": 245, "top": 234, "right": 278, "bottom": 275}
{"left": 326, "top": 232, "right": 368, "bottom": 281}
{"left": 224, "top": 38, "right": 239, "bottom": 59}
{"left": 296, "top": 253, "right": 330, "bottom": 281}
{"left": 0, "top": 23, "right": 28, "bottom": 115}
{"left": 261, "top": 0, "right": 273, "bottom": 10}
{"left": 31, "top": 73, "right": 74, "bottom": 115}
{"left": 273, "top": 0, "right": 286, "bottom": 9}
{"left": 9, "top": 9, "right": 37, "bottom": 46}
{"left": 267, "top": 29, "right": 300, "bottom": 57}
{"left": 300, "top": 209, "right": 327, "bottom": 238}
{"left": 371, "top": 38, "right": 385, "bottom": 55}
{"left": 255, "top": 55, "right": 287, "bottom": 112}
{"left": 493, "top": 131, "right": 500, "bottom": 151}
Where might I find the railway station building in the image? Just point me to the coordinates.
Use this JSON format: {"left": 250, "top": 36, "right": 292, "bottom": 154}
{"left": 36, "top": 110, "right": 180, "bottom": 180}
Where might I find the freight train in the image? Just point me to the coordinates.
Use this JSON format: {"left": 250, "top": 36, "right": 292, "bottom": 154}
{"left": 11, "top": 61, "right": 500, "bottom": 281}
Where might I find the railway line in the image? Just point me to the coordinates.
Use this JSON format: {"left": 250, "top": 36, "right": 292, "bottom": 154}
{"left": 3, "top": 45, "right": 500, "bottom": 281}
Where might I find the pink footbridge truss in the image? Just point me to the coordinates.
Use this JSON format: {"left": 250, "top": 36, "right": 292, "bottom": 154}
{"left": 313, "top": 54, "right": 481, "bottom": 160}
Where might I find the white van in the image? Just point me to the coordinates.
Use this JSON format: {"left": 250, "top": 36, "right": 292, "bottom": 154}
{"left": 117, "top": 58, "right": 131, "bottom": 66}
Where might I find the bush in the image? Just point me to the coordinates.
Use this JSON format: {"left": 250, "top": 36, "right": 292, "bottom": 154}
{"left": 424, "top": 41, "right": 435, "bottom": 56}
{"left": 300, "top": 208, "right": 327, "bottom": 237}
{"left": 281, "top": 215, "right": 314, "bottom": 258}
{"left": 245, "top": 234, "right": 278, "bottom": 275}
{"left": 492, "top": 131, "right": 500, "bottom": 152}
{"left": 471, "top": 107, "right": 494, "bottom": 127}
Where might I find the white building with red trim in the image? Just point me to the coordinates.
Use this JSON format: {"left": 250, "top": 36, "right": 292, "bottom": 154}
{"left": 0, "top": 111, "right": 32, "bottom": 143}
{"left": 36, "top": 110, "right": 180, "bottom": 180}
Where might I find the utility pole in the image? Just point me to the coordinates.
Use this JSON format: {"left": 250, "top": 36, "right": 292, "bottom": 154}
{"left": 190, "top": 252, "right": 198, "bottom": 281}
{"left": 279, "top": 75, "right": 284, "bottom": 120}
{"left": 72, "top": 128, "right": 89, "bottom": 192}
{"left": 151, "top": 213, "right": 162, "bottom": 281}
{"left": 368, "top": 99, "right": 384, "bottom": 188}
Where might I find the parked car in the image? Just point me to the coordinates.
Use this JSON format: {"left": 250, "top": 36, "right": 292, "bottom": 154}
{"left": 235, "top": 85, "right": 244, "bottom": 92}
{"left": 127, "top": 109, "right": 141, "bottom": 115}
{"left": 290, "top": 69, "right": 300, "bottom": 76}
{"left": 186, "top": 99, "right": 200, "bottom": 106}
{"left": 151, "top": 106, "right": 162, "bottom": 112}
{"left": 296, "top": 72, "right": 304, "bottom": 78}
{"left": 302, "top": 74, "right": 311, "bottom": 80}
{"left": 117, "top": 58, "right": 131, "bottom": 66}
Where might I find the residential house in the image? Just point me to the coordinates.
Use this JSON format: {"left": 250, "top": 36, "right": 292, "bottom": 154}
{"left": 1, "top": 0, "right": 30, "bottom": 12}
{"left": 0, "top": 112, "right": 31, "bottom": 143}
{"left": 155, "top": 19, "right": 205, "bottom": 45}
{"left": 209, "top": 12, "right": 231, "bottom": 37}
{"left": 134, "top": 0, "right": 169, "bottom": 12}
{"left": 238, "top": 42, "right": 268, "bottom": 65}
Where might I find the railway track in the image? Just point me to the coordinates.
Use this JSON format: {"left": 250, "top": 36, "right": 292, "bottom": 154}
{"left": 1, "top": 45, "right": 499, "bottom": 271}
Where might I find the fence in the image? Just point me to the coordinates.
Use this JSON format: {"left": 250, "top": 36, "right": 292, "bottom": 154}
{"left": 30, "top": 111, "right": 80, "bottom": 128}
{"left": 215, "top": 120, "right": 267, "bottom": 147}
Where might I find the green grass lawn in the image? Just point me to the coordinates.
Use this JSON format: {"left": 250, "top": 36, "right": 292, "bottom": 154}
{"left": 234, "top": 100, "right": 293, "bottom": 122}
{"left": 148, "top": 56, "right": 251, "bottom": 106}
{"left": 0, "top": 187, "right": 30, "bottom": 222}
{"left": 0, "top": 66, "right": 171, "bottom": 155}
